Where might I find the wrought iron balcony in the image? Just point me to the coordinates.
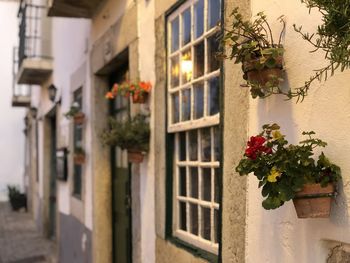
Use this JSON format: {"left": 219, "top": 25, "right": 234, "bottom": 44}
{"left": 12, "top": 47, "right": 31, "bottom": 107}
{"left": 16, "top": 2, "right": 53, "bottom": 85}
{"left": 47, "top": 0, "right": 101, "bottom": 18}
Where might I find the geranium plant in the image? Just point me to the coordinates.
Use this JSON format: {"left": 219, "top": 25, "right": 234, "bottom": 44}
{"left": 292, "top": 0, "right": 350, "bottom": 102}
{"left": 221, "top": 8, "right": 286, "bottom": 98}
{"left": 105, "top": 81, "right": 152, "bottom": 103}
{"left": 64, "top": 102, "right": 80, "bottom": 119}
{"left": 235, "top": 124, "right": 341, "bottom": 210}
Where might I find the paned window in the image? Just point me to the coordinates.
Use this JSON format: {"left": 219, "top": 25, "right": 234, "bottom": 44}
{"left": 167, "top": 0, "right": 221, "bottom": 254}
{"left": 73, "top": 88, "right": 83, "bottom": 198}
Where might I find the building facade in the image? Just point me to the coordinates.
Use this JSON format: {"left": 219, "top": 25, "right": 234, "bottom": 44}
{"left": 12, "top": 0, "right": 350, "bottom": 263}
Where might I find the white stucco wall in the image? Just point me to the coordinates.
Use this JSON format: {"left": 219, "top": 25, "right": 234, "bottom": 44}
{"left": 138, "top": 0, "right": 156, "bottom": 262}
{"left": 246, "top": 1, "right": 350, "bottom": 262}
{"left": 51, "top": 17, "right": 92, "bottom": 229}
{"left": 0, "top": 0, "right": 25, "bottom": 201}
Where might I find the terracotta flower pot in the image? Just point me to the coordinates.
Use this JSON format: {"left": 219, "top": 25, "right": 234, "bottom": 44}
{"left": 132, "top": 93, "right": 148, "bottom": 104}
{"left": 74, "top": 153, "right": 85, "bottom": 165}
{"left": 293, "top": 183, "right": 335, "bottom": 218}
{"left": 74, "top": 112, "right": 85, "bottom": 125}
{"left": 243, "top": 56, "right": 283, "bottom": 89}
{"left": 127, "top": 150, "right": 144, "bottom": 163}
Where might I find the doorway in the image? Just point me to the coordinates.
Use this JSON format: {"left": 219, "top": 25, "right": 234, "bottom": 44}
{"left": 48, "top": 113, "right": 57, "bottom": 239}
{"left": 109, "top": 63, "right": 132, "bottom": 263}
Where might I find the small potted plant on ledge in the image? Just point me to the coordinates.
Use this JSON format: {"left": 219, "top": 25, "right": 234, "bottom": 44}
{"left": 64, "top": 102, "right": 85, "bottom": 125}
{"left": 105, "top": 81, "right": 152, "bottom": 104}
{"left": 221, "top": 8, "right": 286, "bottom": 99}
{"left": 7, "top": 185, "right": 27, "bottom": 211}
{"left": 74, "top": 147, "right": 86, "bottom": 165}
{"left": 235, "top": 123, "right": 341, "bottom": 218}
{"left": 100, "top": 114, "right": 150, "bottom": 163}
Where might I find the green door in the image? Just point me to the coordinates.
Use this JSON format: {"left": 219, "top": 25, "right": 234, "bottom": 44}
{"left": 49, "top": 115, "right": 57, "bottom": 238}
{"left": 110, "top": 66, "right": 132, "bottom": 263}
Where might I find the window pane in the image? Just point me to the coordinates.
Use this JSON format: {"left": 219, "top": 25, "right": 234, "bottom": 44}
{"left": 208, "top": 0, "right": 221, "bottom": 29}
{"left": 194, "top": 0, "right": 204, "bottom": 38}
{"left": 181, "top": 89, "right": 191, "bottom": 121}
{"left": 172, "top": 92, "right": 180, "bottom": 123}
{"left": 182, "top": 8, "right": 191, "bottom": 46}
{"left": 189, "top": 130, "right": 198, "bottom": 161}
{"left": 194, "top": 41, "right": 204, "bottom": 78}
{"left": 190, "top": 167, "right": 198, "bottom": 198}
{"left": 193, "top": 83, "right": 204, "bottom": 119}
{"left": 214, "top": 168, "right": 220, "bottom": 203}
{"left": 179, "top": 202, "right": 187, "bottom": 231}
{"left": 171, "top": 17, "right": 179, "bottom": 52}
{"left": 201, "top": 207, "right": 211, "bottom": 240}
{"left": 208, "top": 77, "right": 220, "bottom": 116}
{"left": 214, "top": 209, "right": 219, "bottom": 243}
{"left": 208, "top": 33, "right": 220, "bottom": 72}
{"left": 214, "top": 126, "right": 220, "bottom": 161}
{"left": 179, "top": 167, "right": 187, "bottom": 196}
{"left": 171, "top": 56, "right": 180, "bottom": 87}
{"left": 202, "top": 168, "right": 211, "bottom": 201}
{"left": 201, "top": 128, "right": 211, "bottom": 162}
{"left": 181, "top": 49, "right": 192, "bottom": 83}
{"left": 179, "top": 132, "right": 186, "bottom": 161}
{"left": 190, "top": 204, "right": 198, "bottom": 235}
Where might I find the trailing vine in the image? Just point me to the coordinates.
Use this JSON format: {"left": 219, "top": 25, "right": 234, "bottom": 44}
{"left": 293, "top": 0, "right": 350, "bottom": 102}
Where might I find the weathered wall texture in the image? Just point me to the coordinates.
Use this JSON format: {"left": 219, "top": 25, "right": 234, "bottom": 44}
{"left": 245, "top": 1, "right": 350, "bottom": 262}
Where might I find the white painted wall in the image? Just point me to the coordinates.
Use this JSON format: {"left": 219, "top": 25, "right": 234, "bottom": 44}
{"left": 51, "top": 17, "right": 92, "bottom": 229}
{"left": 0, "top": 0, "right": 25, "bottom": 201}
{"left": 246, "top": 1, "right": 350, "bottom": 262}
{"left": 138, "top": 0, "right": 156, "bottom": 261}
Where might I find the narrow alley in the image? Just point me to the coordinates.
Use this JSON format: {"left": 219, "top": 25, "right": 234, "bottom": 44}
{"left": 0, "top": 203, "right": 56, "bottom": 263}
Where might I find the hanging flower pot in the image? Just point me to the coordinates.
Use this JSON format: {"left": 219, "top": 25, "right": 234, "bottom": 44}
{"left": 74, "top": 153, "right": 85, "bottom": 165}
{"left": 132, "top": 92, "right": 148, "bottom": 104}
{"left": 293, "top": 183, "right": 335, "bottom": 218}
{"left": 74, "top": 112, "right": 85, "bottom": 125}
{"left": 243, "top": 55, "right": 284, "bottom": 91}
{"left": 127, "top": 149, "right": 145, "bottom": 163}
{"left": 105, "top": 81, "right": 152, "bottom": 104}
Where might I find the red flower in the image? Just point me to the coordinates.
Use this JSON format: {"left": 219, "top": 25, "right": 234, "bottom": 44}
{"left": 245, "top": 136, "right": 272, "bottom": 160}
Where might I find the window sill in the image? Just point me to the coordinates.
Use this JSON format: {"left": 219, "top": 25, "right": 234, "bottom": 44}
{"left": 166, "top": 236, "right": 218, "bottom": 263}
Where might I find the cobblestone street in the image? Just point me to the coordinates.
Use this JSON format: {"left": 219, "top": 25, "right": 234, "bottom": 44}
{"left": 0, "top": 203, "right": 56, "bottom": 263}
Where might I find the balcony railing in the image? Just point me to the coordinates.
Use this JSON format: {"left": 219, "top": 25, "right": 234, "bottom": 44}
{"left": 16, "top": 2, "right": 53, "bottom": 85}
{"left": 12, "top": 47, "right": 31, "bottom": 107}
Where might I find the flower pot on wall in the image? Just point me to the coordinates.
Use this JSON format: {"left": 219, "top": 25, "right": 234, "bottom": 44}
{"left": 293, "top": 183, "right": 335, "bottom": 218}
{"left": 127, "top": 150, "right": 144, "bottom": 163}
{"left": 243, "top": 56, "right": 284, "bottom": 90}
{"left": 132, "top": 93, "right": 148, "bottom": 104}
{"left": 74, "top": 112, "right": 85, "bottom": 125}
{"left": 74, "top": 153, "right": 85, "bottom": 165}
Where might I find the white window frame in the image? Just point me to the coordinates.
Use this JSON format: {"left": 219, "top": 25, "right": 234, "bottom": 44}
{"left": 167, "top": 0, "right": 221, "bottom": 255}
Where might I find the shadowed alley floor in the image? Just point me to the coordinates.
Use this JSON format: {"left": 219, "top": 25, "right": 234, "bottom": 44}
{"left": 0, "top": 202, "right": 56, "bottom": 263}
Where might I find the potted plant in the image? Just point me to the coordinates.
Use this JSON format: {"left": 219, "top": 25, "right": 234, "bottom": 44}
{"left": 105, "top": 81, "right": 152, "bottom": 104}
{"left": 64, "top": 102, "right": 85, "bottom": 124}
{"left": 74, "top": 147, "right": 85, "bottom": 165}
{"left": 7, "top": 185, "right": 27, "bottom": 211}
{"left": 221, "top": 8, "right": 287, "bottom": 99}
{"left": 235, "top": 123, "right": 341, "bottom": 218}
{"left": 292, "top": 0, "right": 350, "bottom": 102}
{"left": 100, "top": 114, "right": 150, "bottom": 163}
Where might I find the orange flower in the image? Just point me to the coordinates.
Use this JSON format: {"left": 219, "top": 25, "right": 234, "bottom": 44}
{"left": 105, "top": 92, "right": 114, "bottom": 99}
{"left": 125, "top": 91, "right": 130, "bottom": 98}
{"left": 139, "top": 81, "right": 152, "bottom": 92}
